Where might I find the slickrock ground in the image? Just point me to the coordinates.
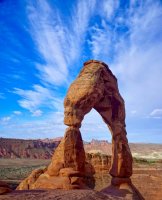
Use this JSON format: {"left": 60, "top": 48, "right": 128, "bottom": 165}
{"left": 1, "top": 168, "right": 161, "bottom": 200}
{"left": 0, "top": 188, "right": 142, "bottom": 200}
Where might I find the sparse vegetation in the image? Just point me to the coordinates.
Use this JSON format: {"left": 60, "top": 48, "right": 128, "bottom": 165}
{"left": 0, "top": 165, "right": 46, "bottom": 180}
{"left": 133, "top": 157, "right": 157, "bottom": 165}
{"left": 0, "top": 159, "right": 50, "bottom": 189}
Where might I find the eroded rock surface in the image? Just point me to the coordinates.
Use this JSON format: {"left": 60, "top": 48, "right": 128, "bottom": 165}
{"left": 64, "top": 60, "right": 132, "bottom": 179}
{"left": 17, "top": 130, "right": 86, "bottom": 190}
{"left": 0, "top": 181, "right": 12, "bottom": 195}
{"left": 17, "top": 60, "right": 132, "bottom": 190}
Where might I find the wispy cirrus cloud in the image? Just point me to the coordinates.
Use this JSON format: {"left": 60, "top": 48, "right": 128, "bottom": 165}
{"left": 0, "top": 116, "right": 12, "bottom": 127}
{"left": 27, "top": 0, "right": 68, "bottom": 86}
{"left": 0, "top": 112, "right": 66, "bottom": 139}
{"left": 112, "top": 0, "right": 162, "bottom": 115}
{"left": 13, "top": 0, "right": 97, "bottom": 115}
{"left": 1, "top": 116, "right": 11, "bottom": 123}
{"left": 88, "top": 21, "right": 111, "bottom": 59}
{"left": 100, "top": 0, "right": 119, "bottom": 19}
{"left": 13, "top": 84, "right": 63, "bottom": 116}
{"left": 88, "top": 0, "right": 162, "bottom": 116}
{"left": 13, "top": 111, "right": 22, "bottom": 115}
{"left": 27, "top": 0, "right": 96, "bottom": 86}
{"left": 150, "top": 109, "right": 162, "bottom": 118}
{"left": 32, "top": 109, "right": 43, "bottom": 117}
{"left": 1, "top": 0, "right": 162, "bottom": 142}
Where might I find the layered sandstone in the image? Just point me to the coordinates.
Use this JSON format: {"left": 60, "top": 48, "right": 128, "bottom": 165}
{"left": 17, "top": 131, "right": 86, "bottom": 190}
{"left": 0, "top": 181, "right": 12, "bottom": 195}
{"left": 64, "top": 60, "right": 132, "bottom": 179}
{"left": 1, "top": 137, "right": 162, "bottom": 160}
{"left": 0, "top": 137, "right": 60, "bottom": 159}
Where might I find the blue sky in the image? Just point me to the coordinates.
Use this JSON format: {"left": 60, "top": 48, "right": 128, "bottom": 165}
{"left": 0, "top": 0, "right": 162, "bottom": 143}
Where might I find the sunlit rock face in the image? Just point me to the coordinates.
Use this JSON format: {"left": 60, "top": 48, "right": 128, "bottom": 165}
{"left": 17, "top": 60, "right": 132, "bottom": 190}
{"left": 64, "top": 60, "right": 132, "bottom": 179}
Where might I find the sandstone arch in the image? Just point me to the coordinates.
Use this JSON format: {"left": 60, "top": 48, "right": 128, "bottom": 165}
{"left": 63, "top": 60, "right": 132, "bottom": 176}
{"left": 17, "top": 60, "right": 132, "bottom": 190}
{"left": 47, "top": 60, "right": 132, "bottom": 186}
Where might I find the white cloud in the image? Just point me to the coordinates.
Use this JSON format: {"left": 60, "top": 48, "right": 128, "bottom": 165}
{"left": 130, "top": 110, "right": 137, "bottom": 115}
{"left": 13, "top": 111, "right": 22, "bottom": 115}
{"left": 150, "top": 109, "right": 162, "bottom": 118}
{"left": 88, "top": 21, "right": 111, "bottom": 59}
{"left": 32, "top": 109, "right": 43, "bottom": 117}
{"left": 13, "top": 84, "right": 62, "bottom": 114}
{"left": 27, "top": 0, "right": 96, "bottom": 86}
{"left": 27, "top": 1, "right": 68, "bottom": 86}
{"left": 86, "top": 0, "right": 162, "bottom": 141}
{"left": 101, "top": 0, "right": 119, "bottom": 19}
{"left": 13, "top": 0, "right": 96, "bottom": 117}
{"left": 11, "top": 0, "right": 98, "bottom": 120}
{"left": 87, "top": 0, "right": 162, "bottom": 117}
{"left": 0, "top": 112, "right": 66, "bottom": 139}
{"left": 4, "top": 0, "right": 162, "bottom": 142}
{"left": 2, "top": 117, "right": 11, "bottom": 122}
{"left": 1, "top": 116, "right": 11, "bottom": 123}
{"left": 0, "top": 109, "right": 111, "bottom": 141}
{"left": 109, "top": 0, "right": 162, "bottom": 115}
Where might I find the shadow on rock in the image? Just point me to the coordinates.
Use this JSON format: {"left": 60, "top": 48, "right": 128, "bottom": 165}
{"left": 101, "top": 182, "right": 145, "bottom": 200}
{"left": 84, "top": 162, "right": 96, "bottom": 189}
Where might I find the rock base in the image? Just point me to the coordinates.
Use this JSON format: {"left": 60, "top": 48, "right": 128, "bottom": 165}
{"left": 111, "top": 177, "right": 132, "bottom": 186}
{"left": 101, "top": 178, "right": 144, "bottom": 200}
{"left": 0, "top": 181, "right": 12, "bottom": 195}
{"left": 17, "top": 167, "right": 88, "bottom": 190}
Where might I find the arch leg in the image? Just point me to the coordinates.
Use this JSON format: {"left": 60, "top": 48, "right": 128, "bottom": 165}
{"left": 109, "top": 122, "right": 132, "bottom": 178}
{"left": 94, "top": 95, "right": 132, "bottom": 179}
{"left": 64, "top": 126, "right": 85, "bottom": 173}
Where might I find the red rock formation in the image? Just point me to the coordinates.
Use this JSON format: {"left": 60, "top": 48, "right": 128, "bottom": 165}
{"left": 85, "top": 153, "right": 111, "bottom": 172}
{"left": 0, "top": 138, "right": 60, "bottom": 159}
{"left": 64, "top": 60, "right": 132, "bottom": 180}
{"left": 0, "top": 181, "right": 12, "bottom": 195}
{"left": 17, "top": 60, "right": 132, "bottom": 190}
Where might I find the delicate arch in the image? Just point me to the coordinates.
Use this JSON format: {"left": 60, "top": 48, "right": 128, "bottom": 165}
{"left": 63, "top": 60, "right": 132, "bottom": 178}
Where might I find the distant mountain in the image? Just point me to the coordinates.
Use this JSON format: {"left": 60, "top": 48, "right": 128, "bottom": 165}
{"left": 0, "top": 137, "right": 61, "bottom": 159}
{"left": 84, "top": 139, "right": 112, "bottom": 155}
{"left": 0, "top": 137, "right": 162, "bottom": 159}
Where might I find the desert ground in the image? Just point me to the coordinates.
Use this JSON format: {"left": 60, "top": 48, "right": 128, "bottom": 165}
{"left": 0, "top": 156, "right": 162, "bottom": 199}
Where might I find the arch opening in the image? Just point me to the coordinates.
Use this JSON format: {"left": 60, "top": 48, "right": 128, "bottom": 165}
{"left": 81, "top": 108, "right": 111, "bottom": 143}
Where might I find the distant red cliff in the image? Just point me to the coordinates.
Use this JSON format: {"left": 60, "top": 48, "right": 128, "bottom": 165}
{"left": 0, "top": 137, "right": 61, "bottom": 159}
{"left": 0, "top": 137, "right": 162, "bottom": 160}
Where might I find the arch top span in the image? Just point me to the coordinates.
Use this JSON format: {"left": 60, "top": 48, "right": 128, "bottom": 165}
{"left": 83, "top": 59, "right": 117, "bottom": 81}
{"left": 84, "top": 59, "right": 109, "bottom": 67}
{"left": 64, "top": 60, "right": 121, "bottom": 128}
